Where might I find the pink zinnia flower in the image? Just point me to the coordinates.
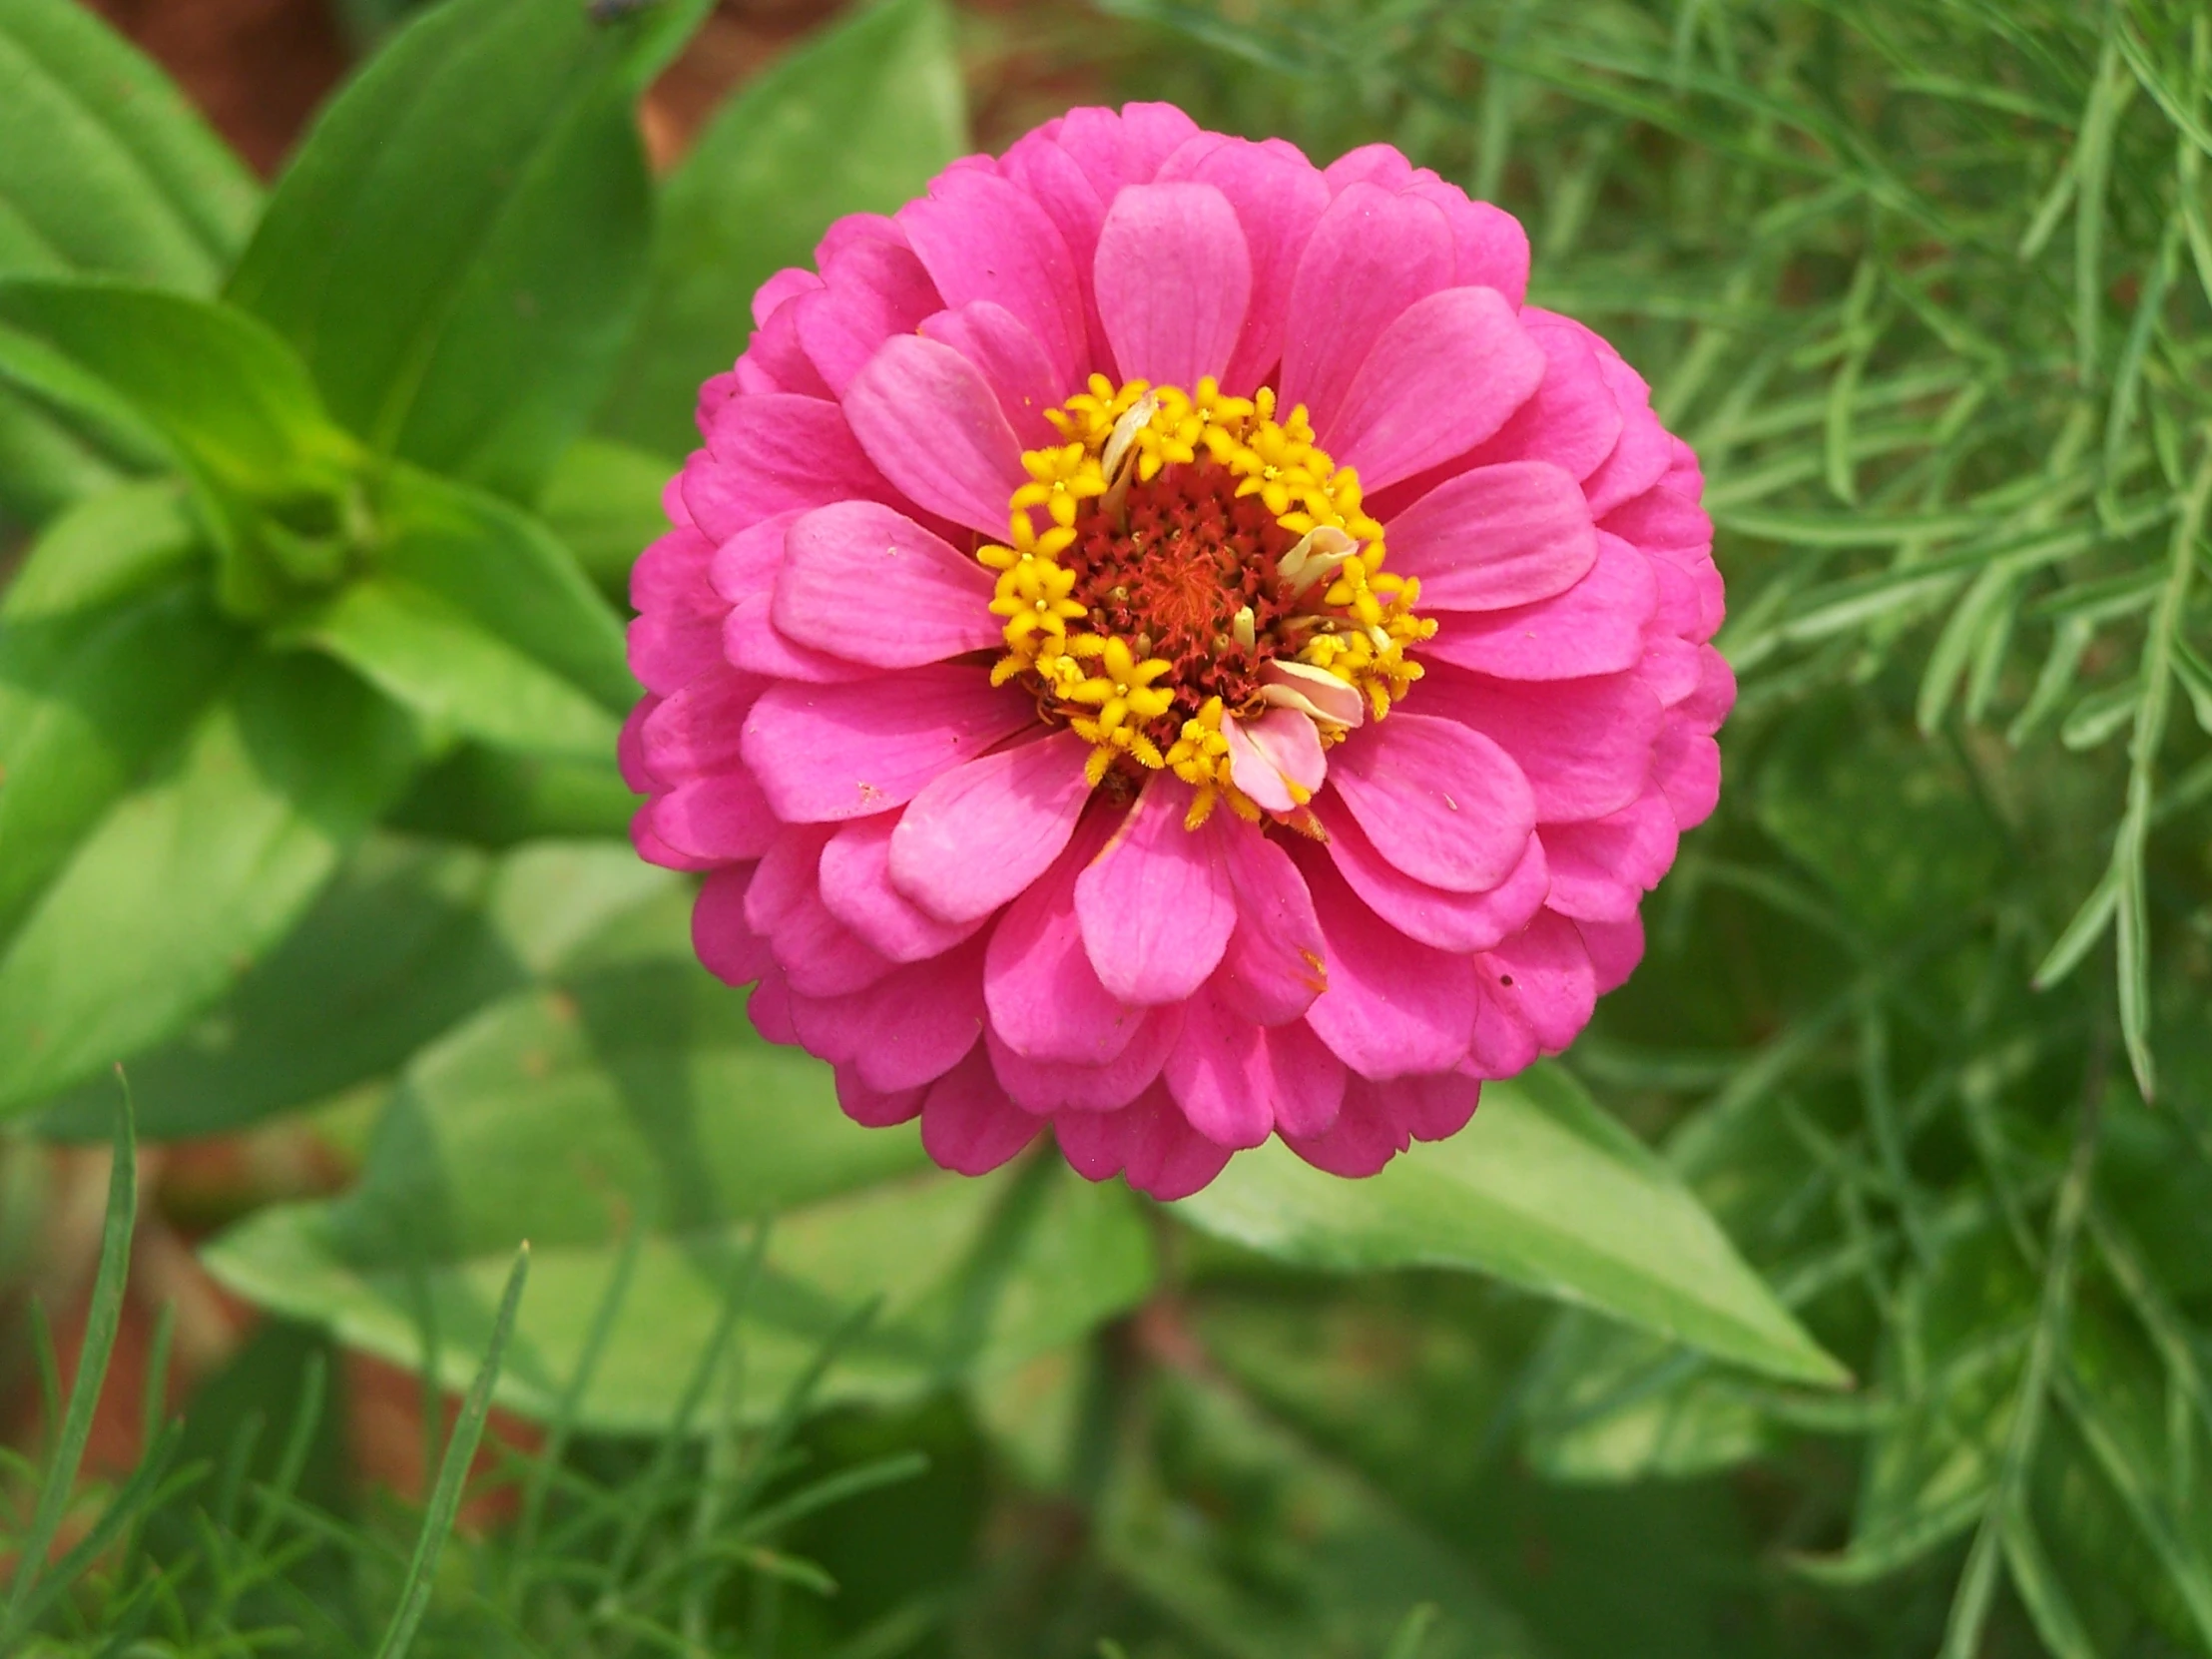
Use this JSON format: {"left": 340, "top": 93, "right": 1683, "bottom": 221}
{"left": 622, "top": 104, "right": 1731, "bottom": 1199}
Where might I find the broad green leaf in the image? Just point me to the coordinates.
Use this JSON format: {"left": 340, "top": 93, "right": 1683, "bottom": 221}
{"left": 1172, "top": 1065, "right": 1849, "bottom": 1386}
{"left": 226, "top": 0, "right": 703, "bottom": 501}
{"left": 0, "top": 0, "right": 256, "bottom": 289}
{"left": 0, "top": 379, "right": 122, "bottom": 527}
{"left": 0, "top": 483, "right": 240, "bottom": 937}
{"left": 597, "top": 0, "right": 966, "bottom": 455}
{"left": 0, "top": 650, "right": 419, "bottom": 1114}
{"left": 537, "top": 434, "right": 673, "bottom": 591}
{"left": 277, "top": 577, "right": 620, "bottom": 760}
{"left": 1518, "top": 1315, "right": 1778, "bottom": 1482}
{"left": 204, "top": 940, "right": 1156, "bottom": 1433}
{"left": 1099, "top": 1368, "right": 1536, "bottom": 1659}
{"left": 387, "top": 745, "right": 637, "bottom": 847}
{"left": 32, "top": 836, "right": 673, "bottom": 1144}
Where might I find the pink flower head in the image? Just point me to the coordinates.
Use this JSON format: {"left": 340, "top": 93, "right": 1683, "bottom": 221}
{"left": 623, "top": 104, "right": 1732, "bottom": 1199}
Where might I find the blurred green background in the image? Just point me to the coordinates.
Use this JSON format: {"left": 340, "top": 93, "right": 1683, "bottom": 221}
{"left": 3, "top": 0, "right": 2211, "bottom": 1654}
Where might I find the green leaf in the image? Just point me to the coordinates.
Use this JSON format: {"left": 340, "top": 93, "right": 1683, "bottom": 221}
{"left": 1171, "top": 1064, "right": 1850, "bottom": 1386}
{"left": 0, "top": 484, "right": 242, "bottom": 938}
{"left": 31, "top": 835, "right": 672, "bottom": 1143}
{"left": 537, "top": 434, "right": 674, "bottom": 591}
{"left": 0, "top": 649, "right": 419, "bottom": 1115}
{"left": 369, "top": 465, "right": 634, "bottom": 716}
{"left": 226, "top": 0, "right": 695, "bottom": 500}
{"left": 597, "top": 0, "right": 966, "bottom": 455}
{"left": 203, "top": 945, "right": 1156, "bottom": 1434}
{"left": 386, "top": 744, "right": 637, "bottom": 847}
{"left": 0, "top": 0, "right": 256, "bottom": 289}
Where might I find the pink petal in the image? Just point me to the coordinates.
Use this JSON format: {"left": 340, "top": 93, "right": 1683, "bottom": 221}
{"left": 1582, "top": 359, "right": 1674, "bottom": 519}
{"left": 1094, "top": 182, "right": 1252, "bottom": 388}
{"left": 1465, "top": 978, "right": 1538, "bottom": 1079}
{"left": 1322, "top": 145, "right": 1414, "bottom": 193}
{"left": 725, "top": 594, "right": 875, "bottom": 684}
{"left": 1417, "top": 667, "right": 1665, "bottom": 824}
{"left": 1295, "top": 847, "right": 1476, "bottom": 1078}
{"left": 1386, "top": 461, "right": 1597, "bottom": 612}
{"left": 1224, "top": 707, "right": 1325, "bottom": 815}
{"left": 632, "top": 805, "right": 717, "bottom": 872}
{"left": 842, "top": 334, "right": 1026, "bottom": 538}
{"left": 1053, "top": 1082, "right": 1232, "bottom": 1201}
{"left": 775, "top": 502, "right": 998, "bottom": 667}
{"left": 1282, "top": 1073, "right": 1410, "bottom": 1178}
{"left": 1460, "top": 308, "right": 1625, "bottom": 482}
{"left": 898, "top": 167, "right": 1087, "bottom": 385}
{"left": 1419, "top": 529, "right": 1657, "bottom": 681}
{"left": 794, "top": 238, "right": 942, "bottom": 395}
{"left": 996, "top": 132, "right": 1110, "bottom": 372}
{"left": 1578, "top": 913, "right": 1646, "bottom": 995}
{"left": 628, "top": 525, "right": 724, "bottom": 695}
{"left": 1162, "top": 984, "right": 1275, "bottom": 1149}
{"left": 753, "top": 266, "right": 823, "bottom": 327}
{"left": 1602, "top": 484, "right": 1712, "bottom": 559}
{"left": 1314, "top": 793, "right": 1548, "bottom": 953}
{"left": 890, "top": 731, "right": 1093, "bottom": 923}
{"left": 706, "top": 510, "right": 793, "bottom": 607}
{"left": 742, "top": 666, "right": 1035, "bottom": 824}
{"left": 1278, "top": 182, "right": 1454, "bottom": 433}
{"left": 1157, "top": 137, "right": 1331, "bottom": 396}
{"left": 1053, "top": 103, "right": 1202, "bottom": 198}
{"left": 640, "top": 663, "right": 764, "bottom": 782}
{"left": 1391, "top": 1067, "right": 1484, "bottom": 1142}
{"left": 814, "top": 212, "right": 908, "bottom": 267}
{"left": 1652, "top": 718, "right": 1722, "bottom": 830}
{"left": 744, "top": 825, "right": 896, "bottom": 998}
{"left": 920, "top": 1048, "right": 1041, "bottom": 1174}
{"left": 1075, "top": 778, "right": 1237, "bottom": 1005}
{"left": 987, "top": 1007, "right": 1179, "bottom": 1112}
{"left": 836, "top": 1065, "right": 923, "bottom": 1128}
{"left": 919, "top": 300, "right": 1067, "bottom": 448}
{"left": 619, "top": 697, "right": 658, "bottom": 792}
{"left": 787, "top": 935, "right": 987, "bottom": 1093}
{"left": 1211, "top": 817, "right": 1329, "bottom": 1025}
{"left": 1264, "top": 1018, "right": 1347, "bottom": 1137}
{"left": 649, "top": 774, "right": 779, "bottom": 865}
{"left": 1640, "top": 636, "right": 1704, "bottom": 708}
{"left": 1539, "top": 791, "right": 1680, "bottom": 924}
{"left": 1325, "top": 712, "right": 1535, "bottom": 893}
{"left": 820, "top": 813, "right": 988, "bottom": 963}
{"left": 1681, "top": 645, "right": 1737, "bottom": 734}
{"left": 693, "top": 863, "right": 772, "bottom": 985}
{"left": 1406, "top": 179, "right": 1529, "bottom": 305}
{"left": 984, "top": 812, "right": 1148, "bottom": 1065}
{"left": 1330, "top": 287, "right": 1545, "bottom": 492}
{"left": 688, "top": 393, "right": 898, "bottom": 541}
{"left": 749, "top": 971, "right": 799, "bottom": 1045}
{"left": 1475, "top": 910, "right": 1596, "bottom": 1053}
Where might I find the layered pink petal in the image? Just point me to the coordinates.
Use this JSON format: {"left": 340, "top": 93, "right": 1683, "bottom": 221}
{"left": 1315, "top": 794, "right": 1548, "bottom": 953}
{"left": 1157, "top": 137, "right": 1331, "bottom": 395}
{"left": 1264, "top": 1018, "right": 1348, "bottom": 1138}
{"left": 836, "top": 1066, "right": 923, "bottom": 1129}
{"left": 987, "top": 1007, "right": 1179, "bottom": 1112}
{"left": 775, "top": 502, "right": 999, "bottom": 666}
{"left": 890, "top": 732, "right": 1093, "bottom": 923}
{"left": 1162, "top": 984, "right": 1274, "bottom": 1149}
{"left": 1419, "top": 668, "right": 1663, "bottom": 824}
{"left": 1094, "top": 182, "right": 1253, "bottom": 388}
{"left": 787, "top": 935, "right": 987, "bottom": 1093}
{"left": 1578, "top": 913, "right": 1647, "bottom": 995}
{"left": 1075, "top": 779, "right": 1236, "bottom": 1005}
{"left": 693, "top": 864, "right": 772, "bottom": 986}
{"left": 687, "top": 393, "right": 898, "bottom": 541}
{"left": 1326, "top": 712, "right": 1535, "bottom": 893}
{"left": 1386, "top": 461, "right": 1596, "bottom": 612}
{"left": 1297, "top": 849, "right": 1476, "bottom": 1078}
{"left": 1225, "top": 707, "right": 1326, "bottom": 815}
{"left": 919, "top": 300, "right": 1066, "bottom": 448}
{"left": 820, "top": 813, "right": 988, "bottom": 963}
{"left": 1279, "top": 182, "right": 1454, "bottom": 433}
{"left": 1476, "top": 910, "right": 1596, "bottom": 1054}
{"left": 1460, "top": 308, "right": 1625, "bottom": 481}
{"left": 794, "top": 238, "right": 941, "bottom": 394}
{"left": 1054, "top": 1082, "right": 1231, "bottom": 1201}
{"left": 898, "top": 167, "right": 1087, "bottom": 384}
{"left": 983, "top": 810, "right": 1145, "bottom": 1065}
{"left": 1328, "top": 287, "right": 1545, "bottom": 491}
{"left": 843, "top": 334, "right": 1026, "bottom": 537}
{"left": 742, "top": 666, "right": 1036, "bottom": 823}
{"left": 1212, "top": 817, "right": 1329, "bottom": 1025}
{"left": 1539, "top": 792, "right": 1679, "bottom": 923}
{"left": 1419, "top": 529, "right": 1657, "bottom": 681}
{"left": 920, "top": 1048, "right": 1041, "bottom": 1174}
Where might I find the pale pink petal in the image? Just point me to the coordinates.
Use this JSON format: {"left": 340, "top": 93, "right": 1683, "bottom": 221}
{"left": 1417, "top": 666, "right": 1664, "bottom": 824}
{"left": 693, "top": 863, "right": 772, "bottom": 985}
{"left": 1459, "top": 308, "right": 1625, "bottom": 482}
{"left": 921, "top": 1048, "right": 1041, "bottom": 1174}
{"left": 1539, "top": 792, "right": 1679, "bottom": 923}
{"left": 919, "top": 301, "right": 1066, "bottom": 448}
{"left": 836, "top": 1065, "right": 923, "bottom": 1128}
{"left": 1264, "top": 1018, "right": 1347, "bottom": 1138}
{"left": 1075, "top": 778, "right": 1236, "bottom": 1005}
{"left": 842, "top": 334, "right": 1026, "bottom": 537}
{"left": 794, "top": 238, "right": 942, "bottom": 395}
{"left": 1578, "top": 913, "right": 1646, "bottom": 995}
{"left": 1314, "top": 794, "right": 1548, "bottom": 953}
{"left": 1093, "top": 182, "right": 1252, "bottom": 388}
{"left": 1224, "top": 708, "right": 1324, "bottom": 815}
{"left": 775, "top": 502, "right": 998, "bottom": 667}
{"left": 1475, "top": 910, "right": 1596, "bottom": 1053}
{"left": 1278, "top": 182, "right": 1454, "bottom": 433}
{"left": 1054, "top": 1081, "right": 1232, "bottom": 1201}
{"left": 1325, "top": 712, "right": 1535, "bottom": 893}
{"left": 1329, "top": 287, "right": 1545, "bottom": 491}
{"left": 1212, "top": 817, "right": 1329, "bottom": 1026}
{"left": 889, "top": 732, "right": 1093, "bottom": 923}
{"left": 820, "top": 813, "right": 988, "bottom": 963}
{"left": 1296, "top": 848, "right": 1476, "bottom": 1078}
{"left": 1419, "top": 530, "right": 1657, "bottom": 680}
{"left": 898, "top": 167, "right": 1087, "bottom": 384}
{"left": 987, "top": 1008, "right": 1179, "bottom": 1112}
{"left": 787, "top": 935, "right": 987, "bottom": 1093}
{"left": 1386, "top": 461, "right": 1597, "bottom": 612}
{"left": 1162, "top": 985, "right": 1275, "bottom": 1148}
{"left": 984, "top": 812, "right": 1148, "bottom": 1065}
{"left": 742, "top": 666, "right": 1035, "bottom": 824}
{"left": 1157, "top": 138, "right": 1331, "bottom": 396}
